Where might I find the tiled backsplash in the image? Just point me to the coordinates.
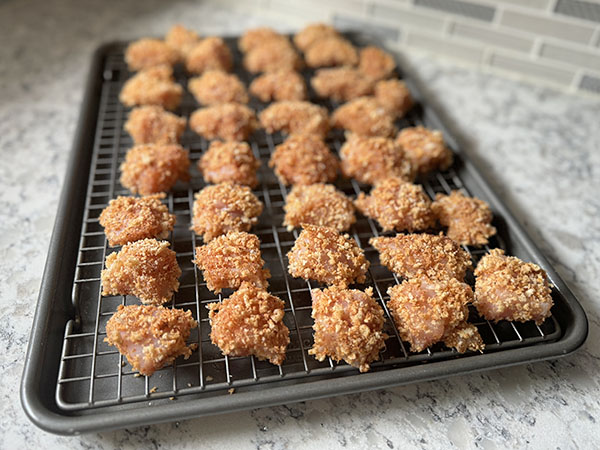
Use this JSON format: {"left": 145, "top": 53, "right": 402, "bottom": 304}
{"left": 213, "top": 0, "right": 600, "bottom": 96}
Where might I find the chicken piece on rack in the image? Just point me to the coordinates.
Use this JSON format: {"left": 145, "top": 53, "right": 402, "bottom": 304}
{"left": 198, "top": 140, "right": 260, "bottom": 188}
{"left": 304, "top": 37, "right": 358, "bottom": 68}
{"left": 249, "top": 70, "right": 308, "bottom": 102}
{"left": 124, "top": 106, "right": 186, "bottom": 145}
{"left": 259, "top": 101, "right": 330, "bottom": 138}
{"left": 243, "top": 38, "right": 302, "bottom": 73}
{"left": 165, "top": 24, "right": 201, "bottom": 61}
{"left": 311, "top": 67, "right": 374, "bottom": 102}
{"left": 293, "top": 23, "right": 340, "bottom": 52}
{"left": 332, "top": 97, "right": 396, "bottom": 138}
{"left": 358, "top": 46, "right": 395, "bottom": 81}
{"left": 124, "top": 38, "right": 179, "bottom": 71}
{"left": 239, "top": 27, "right": 286, "bottom": 53}
{"left": 396, "top": 126, "right": 453, "bottom": 175}
{"left": 119, "top": 66, "right": 183, "bottom": 110}
{"left": 188, "top": 70, "right": 249, "bottom": 105}
{"left": 185, "top": 37, "right": 233, "bottom": 74}
{"left": 374, "top": 79, "right": 413, "bottom": 118}
{"left": 190, "top": 103, "right": 257, "bottom": 141}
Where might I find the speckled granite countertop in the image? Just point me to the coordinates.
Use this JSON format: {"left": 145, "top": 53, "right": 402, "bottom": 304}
{"left": 1, "top": 1, "right": 599, "bottom": 448}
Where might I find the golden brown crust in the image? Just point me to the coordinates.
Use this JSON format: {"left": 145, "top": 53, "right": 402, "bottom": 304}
{"left": 101, "top": 239, "right": 181, "bottom": 305}
{"left": 191, "top": 182, "right": 263, "bottom": 242}
{"left": 283, "top": 183, "right": 355, "bottom": 232}
{"left": 199, "top": 140, "right": 260, "bottom": 188}
{"left": 358, "top": 46, "right": 396, "bottom": 81}
{"left": 370, "top": 233, "right": 472, "bottom": 281}
{"left": 442, "top": 322, "right": 484, "bottom": 353}
{"left": 431, "top": 190, "right": 497, "bottom": 246}
{"left": 269, "top": 135, "right": 339, "bottom": 186}
{"left": 374, "top": 79, "right": 413, "bottom": 118}
{"left": 340, "top": 134, "right": 414, "bottom": 185}
{"left": 396, "top": 126, "right": 453, "bottom": 175}
{"left": 190, "top": 103, "right": 257, "bottom": 141}
{"left": 165, "top": 24, "right": 201, "bottom": 61}
{"left": 355, "top": 178, "right": 435, "bottom": 232}
{"left": 185, "top": 37, "right": 232, "bottom": 74}
{"left": 124, "top": 106, "right": 186, "bottom": 145}
{"left": 105, "top": 304, "right": 197, "bottom": 376}
{"left": 124, "top": 38, "right": 179, "bottom": 71}
{"left": 99, "top": 194, "right": 176, "bottom": 246}
{"left": 287, "top": 224, "right": 369, "bottom": 287}
{"left": 259, "top": 101, "right": 330, "bottom": 138}
{"left": 249, "top": 70, "right": 307, "bottom": 102}
{"left": 194, "top": 231, "right": 270, "bottom": 293}
{"left": 239, "top": 27, "right": 285, "bottom": 53}
{"left": 207, "top": 282, "right": 289, "bottom": 365}
{"left": 311, "top": 67, "right": 374, "bottom": 102}
{"left": 309, "top": 286, "right": 387, "bottom": 372}
{"left": 293, "top": 23, "right": 340, "bottom": 52}
{"left": 304, "top": 37, "right": 358, "bottom": 68}
{"left": 474, "top": 249, "right": 553, "bottom": 325}
{"left": 243, "top": 39, "right": 302, "bottom": 73}
{"left": 188, "top": 70, "right": 249, "bottom": 105}
{"left": 119, "top": 66, "right": 183, "bottom": 110}
{"left": 332, "top": 97, "right": 396, "bottom": 137}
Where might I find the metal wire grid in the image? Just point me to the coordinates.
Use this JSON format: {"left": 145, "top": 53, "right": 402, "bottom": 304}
{"left": 55, "top": 40, "right": 561, "bottom": 411}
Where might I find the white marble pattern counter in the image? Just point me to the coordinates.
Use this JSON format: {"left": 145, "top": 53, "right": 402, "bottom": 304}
{"left": 1, "top": 1, "right": 599, "bottom": 448}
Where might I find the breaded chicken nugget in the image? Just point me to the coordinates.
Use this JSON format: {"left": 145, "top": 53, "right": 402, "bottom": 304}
{"left": 99, "top": 194, "right": 176, "bottom": 246}
{"left": 374, "top": 79, "right": 413, "bottom": 118}
{"left": 101, "top": 239, "right": 181, "bottom": 305}
{"left": 124, "top": 106, "right": 186, "bottom": 145}
{"left": 105, "top": 304, "right": 197, "bottom": 376}
{"left": 188, "top": 70, "right": 248, "bottom": 105}
{"left": 388, "top": 276, "right": 483, "bottom": 353}
{"left": 305, "top": 37, "right": 358, "bottom": 68}
{"left": 119, "top": 66, "right": 183, "bottom": 110}
{"left": 332, "top": 96, "right": 396, "bottom": 137}
{"left": 244, "top": 39, "right": 302, "bottom": 73}
{"left": 358, "top": 46, "right": 395, "bottom": 81}
{"left": 442, "top": 322, "right": 485, "bottom": 354}
{"left": 283, "top": 183, "right": 355, "bottom": 232}
{"left": 190, "top": 103, "right": 257, "bottom": 141}
{"left": 249, "top": 70, "right": 307, "bottom": 102}
{"left": 311, "top": 67, "right": 374, "bottom": 102}
{"left": 293, "top": 23, "right": 340, "bottom": 52}
{"left": 474, "top": 249, "right": 553, "bottom": 325}
{"left": 370, "top": 233, "right": 472, "bottom": 281}
{"left": 269, "top": 134, "right": 339, "bottom": 186}
{"left": 185, "top": 37, "right": 233, "bottom": 74}
{"left": 199, "top": 140, "right": 260, "bottom": 188}
{"left": 194, "top": 231, "right": 270, "bottom": 293}
{"left": 340, "top": 134, "right": 413, "bottom": 185}
{"left": 124, "top": 38, "right": 179, "bottom": 71}
{"left": 396, "top": 126, "right": 452, "bottom": 175}
{"left": 239, "top": 27, "right": 285, "bottom": 53}
{"left": 259, "top": 101, "right": 330, "bottom": 138}
{"left": 355, "top": 178, "right": 435, "bottom": 232}
{"left": 120, "top": 144, "right": 190, "bottom": 195}
{"left": 191, "top": 183, "right": 263, "bottom": 242}
{"left": 207, "top": 282, "right": 289, "bottom": 365}
{"left": 431, "top": 190, "right": 496, "bottom": 246}
{"left": 165, "top": 24, "right": 201, "bottom": 61}
{"left": 287, "top": 224, "right": 369, "bottom": 287}
{"left": 309, "top": 286, "right": 387, "bottom": 372}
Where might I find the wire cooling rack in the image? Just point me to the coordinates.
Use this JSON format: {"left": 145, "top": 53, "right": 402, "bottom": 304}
{"left": 53, "top": 38, "right": 564, "bottom": 412}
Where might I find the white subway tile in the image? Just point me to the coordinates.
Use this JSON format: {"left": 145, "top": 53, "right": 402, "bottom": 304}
{"left": 489, "top": 51, "right": 576, "bottom": 84}
{"left": 540, "top": 41, "right": 600, "bottom": 70}
{"left": 405, "top": 31, "right": 484, "bottom": 63}
{"left": 333, "top": 15, "right": 401, "bottom": 41}
{"left": 451, "top": 20, "right": 534, "bottom": 51}
{"left": 488, "top": 0, "right": 553, "bottom": 10}
{"left": 371, "top": 3, "right": 446, "bottom": 31}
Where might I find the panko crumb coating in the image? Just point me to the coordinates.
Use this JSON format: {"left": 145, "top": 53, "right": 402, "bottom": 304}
{"left": 293, "top": 23, "right": 340, "bottom": 52}
{"left": 124, "top": 38, "right": 179, "bottom": 71}
{"left": 332, "top": 97, "right": 396, "bottom": 137}
{"left": 249, "top": 70, "right": 307, "bottom": 102}
{"left": 190, "top": 103, "right": 257, "bottom": 141}
{"left": 269, "top": 134, "right": 339, "bottom": 186}
{"left": 387, "top": 276, "right": 481, "bottom": 353}
{"left": 283, "top": 183, "right": 355, "bottom": 232}
{"left": 355, "top": 178, "right": 435, "bottom": 232}
{"left": 340, "top": 134, "right": 414, "bottom": 185}
{"left": 431, "top": 190, "right": 497, "bottom": 246}
{"left": 199, "top": 140, "right": 260, "bottom": 187}
{"left": 185, "top": 37, "right": 233, "bottom": 74}
{"left": 124, "top": 106, "right": 186, "bottom": 145}
{"left": 239, "top": 27, "right": 285, "bottom": 53}
{"left": 396, "top": 126, "right": 453, "bottom": 175}
{"left": 358, "top": 46, "right": 396, "bottom": 81}
{"left": 105, "top": 304, "right": 197, "bottom": 376}
{"left": 370, "top": 233, "right": 472, "bottom": 281}
{"left": 119, "top": 66, "right": 183, "bottom": 110}
{"left": 191, "top": 182, "right": 263, "bottom": 242}
{"left": 442, "top": 322, "right": 485, "bottom": 354}
{"left": 101, "top": 239, "right": 181, "bottom": 305}
{"left": 194, "top": 231, "right": 270, "bottom": 293}
{"left": 165, "top": 24, "right": 201, "bottom": 61}
{"left": 120, "top": 144, "right": 190, "bottom": 195}
{"left": 287, "top": 224, "right": 369, "bottom": 287}
{"left": 374, "top": 79, "right": 413, "bottom": 118}
{"left": 259, "top": 101, "right": 330, "bottom": 138}
{"left": 188, "top": 71, "right": 249, "bottom": 105}
{"left": 207, "top": 282, "right": 290, "bottom": 365}
{"left": 304, "top": 37, "right": 358, "bottom": 68}
{"left": 474, "top": 249, "right": 553, "bottom": 325}
{"left": 311, "top": 67, "right": 374, "bottom": 102}
{"left": 99, "top": 194, "right": 176, "bottom": 246}
{"left": 243, "top": 39, "right": 302, "bottom": 73}
{"left": 309, "top": 286, "right": 387, "bottom": 372}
